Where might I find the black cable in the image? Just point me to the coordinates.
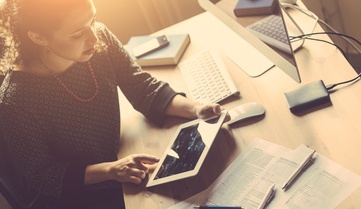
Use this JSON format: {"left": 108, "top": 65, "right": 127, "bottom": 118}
{"left": 290, "top": 32, "right": 361, "bottom": 91}
{"left": 290, "top": 32, "right": 361, "bottom": 46}
{"left": 291, "top": 32, "right": 361, "bottom": 61}
{"left": 291, "top": 35, "right": 349, "bottom": 61}
{"left": 326, "top": 72, "right": 361, "bottom": 90}
{"left": 290, "top": 30, "right": 361, "bottom": 61}
{"left": 302, "top": 37, "right": 348, "bottom": 60}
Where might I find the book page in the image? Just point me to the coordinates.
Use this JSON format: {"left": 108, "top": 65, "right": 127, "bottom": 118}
{"left": 276, "top": 155, "right": 361, "bottom": 209}
{"left": 261, "top": 144, "right": 315, "bottom": 188}
{"left": 169, "top": 139, "right": 361, "bottom": 209}
{"left": 240, "top": 180, "right": 275, "bottom": 209}
{"left": 168, "top": 138, "right": 290, "bottom": 209}
{"left": 202, "top": 147, "right": 277, "bottom": 205}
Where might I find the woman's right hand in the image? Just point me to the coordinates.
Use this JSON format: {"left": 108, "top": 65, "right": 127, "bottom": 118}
{"left": 107, "top": 154, "right": 160, "bottom": 184}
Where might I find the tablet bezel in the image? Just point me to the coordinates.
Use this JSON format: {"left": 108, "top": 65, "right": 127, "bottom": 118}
{"left": 146, "top": 110, "right": 228, "bottom": 187}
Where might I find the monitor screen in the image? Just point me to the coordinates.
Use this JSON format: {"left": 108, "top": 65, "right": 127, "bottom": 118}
{"left": 198, "top": 0, "right": 306, "bottom": 83}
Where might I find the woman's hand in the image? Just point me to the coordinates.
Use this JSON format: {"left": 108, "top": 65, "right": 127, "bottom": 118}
{"left": 108, "top": 154, "right": 159, "bottom": 184}
{"left": 195, "top": 103, "right": 223, "bottom": 119}
{"left": 165, "top": 95, "right": 226, "bottom": 120}
{"left": 84, "top": 154, "right": 159, "bottom": 185}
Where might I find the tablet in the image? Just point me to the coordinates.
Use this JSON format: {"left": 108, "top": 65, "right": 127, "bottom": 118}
{"left": 146, "top": 110, "right": 228, "bottom": 187}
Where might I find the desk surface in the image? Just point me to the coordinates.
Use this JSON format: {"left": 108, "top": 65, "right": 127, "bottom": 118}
{"left": 118, "top": 9, "right": 361, "bottom": 209}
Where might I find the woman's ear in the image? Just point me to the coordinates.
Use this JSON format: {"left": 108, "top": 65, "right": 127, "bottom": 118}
{"left": 27, "top": 31, "right": 48, "bottom": 46}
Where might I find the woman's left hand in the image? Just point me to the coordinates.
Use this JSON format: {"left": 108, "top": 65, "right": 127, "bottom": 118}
{"left": 195, "top": 103, "right": 223, "bottom": 119}
{"left": 165, "top": 95, "right": 229, "bottom": 121}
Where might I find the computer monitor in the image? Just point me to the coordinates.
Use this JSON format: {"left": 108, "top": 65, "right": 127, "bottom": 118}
{"left": 198, "top": 0, "right": 305, "bottom": 83}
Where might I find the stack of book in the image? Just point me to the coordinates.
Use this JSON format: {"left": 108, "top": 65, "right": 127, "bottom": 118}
{"left": 234, "top": 0, "right": 277, "bottom": 17}
{"left": 125, "top": 34, "right": 190, "bottom": 67}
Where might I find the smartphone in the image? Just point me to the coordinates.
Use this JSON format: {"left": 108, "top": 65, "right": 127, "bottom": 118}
{"left": 132, "top": 35, "right": 169, "bottom": 58}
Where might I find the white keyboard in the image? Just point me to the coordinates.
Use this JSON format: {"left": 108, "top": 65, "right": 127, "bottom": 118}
{"left": 178, "top": 50, "right": 239, "bottom": 104}
{"left": 247, "top": 15, "right": 291, "bottom": 53}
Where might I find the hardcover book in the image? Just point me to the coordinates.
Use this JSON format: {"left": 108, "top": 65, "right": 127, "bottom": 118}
{"left": 234, "top": 0, "right": 277, "bottom": 17}
{"left": 125, "top": 34, "right": 190, "bottom": 67}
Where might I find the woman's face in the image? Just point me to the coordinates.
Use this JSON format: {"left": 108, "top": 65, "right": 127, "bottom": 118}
{"left": 42, "top": 0, "right": 98, "bottom": 63}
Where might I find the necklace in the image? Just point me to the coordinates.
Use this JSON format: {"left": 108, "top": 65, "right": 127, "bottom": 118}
{"left": 40, "top": 60, "right": 99, "bottom": 102}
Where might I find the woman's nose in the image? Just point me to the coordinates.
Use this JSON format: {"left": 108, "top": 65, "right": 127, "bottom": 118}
{"left": 87, "top": 26, "right": 98, "bottom": 45}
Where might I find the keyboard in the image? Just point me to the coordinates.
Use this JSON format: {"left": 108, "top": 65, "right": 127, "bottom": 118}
{"left": 178, "top": 50, "right": 239, "bottom": 104}
{"left": 247, "top": 14, "right": 291, "bottom": 53}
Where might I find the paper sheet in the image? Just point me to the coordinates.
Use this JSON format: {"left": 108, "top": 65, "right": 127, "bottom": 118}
{"left": 168, "top": 138, "right": 361, "bottom": 209}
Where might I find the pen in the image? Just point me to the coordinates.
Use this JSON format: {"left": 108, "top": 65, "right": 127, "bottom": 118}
{"left": 282, "top": 156, "right": 315, "bottom": 190}
{"left": 193, "top": 206, "right": 243, "bottom": 209}
{"left": 282, "top": 150, "right": 316, "bottom": 190}
{"left": 267, "top": 189, "right": 276, "bottom": 202}
{"left": 258, "top": 183, "right": 275, "bottom": 209}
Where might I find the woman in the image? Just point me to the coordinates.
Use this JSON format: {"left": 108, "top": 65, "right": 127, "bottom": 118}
{"left": 0, "top": 0, "right": 223, "bottom": 208}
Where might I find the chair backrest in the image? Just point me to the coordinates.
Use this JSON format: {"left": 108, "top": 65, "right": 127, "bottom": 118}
{"left": 0, "top": 74, "right": 40, "bottom": 209}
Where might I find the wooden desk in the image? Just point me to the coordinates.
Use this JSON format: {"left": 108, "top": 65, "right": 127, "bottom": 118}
{"left": 118, "top": 10, "right": 361, "bottom": 209}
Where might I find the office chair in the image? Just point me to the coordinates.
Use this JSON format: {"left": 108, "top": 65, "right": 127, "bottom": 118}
{"left": 0, "top": 75, "right": 43, "bottom": 209}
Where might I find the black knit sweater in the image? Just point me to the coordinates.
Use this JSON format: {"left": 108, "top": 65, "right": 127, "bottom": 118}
{"left": 0, "top": 23, "right": 178, "bottom": 208}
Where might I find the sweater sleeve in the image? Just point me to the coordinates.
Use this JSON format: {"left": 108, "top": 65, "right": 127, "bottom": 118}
{"left": 95, "top": 23, "right": 183, "bottom": 125}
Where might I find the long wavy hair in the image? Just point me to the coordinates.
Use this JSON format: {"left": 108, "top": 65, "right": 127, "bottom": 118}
{"left": 0, "top": 0, "right": 105, "bottom": 75}
{"left": 0, "top": 0, "right": 17, "bottom": 74}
